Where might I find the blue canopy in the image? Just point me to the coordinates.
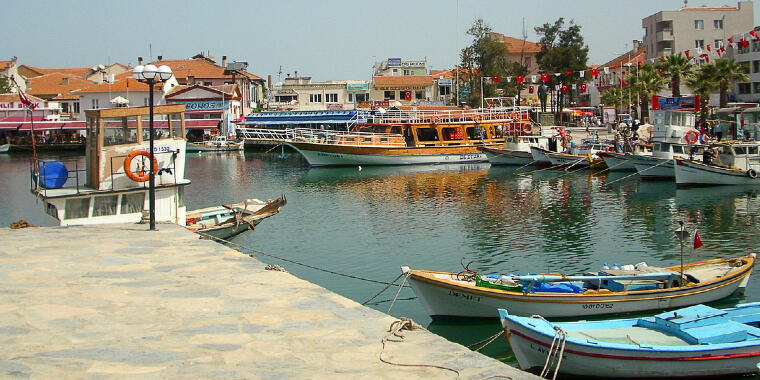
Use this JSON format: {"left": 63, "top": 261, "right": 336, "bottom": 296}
{"left": 237, "top": 111, "right": 367, "bottom": 126}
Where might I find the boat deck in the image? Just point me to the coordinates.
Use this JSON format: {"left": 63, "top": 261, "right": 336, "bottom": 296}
{"left": 567, "top": 326, "right": 690, "bottom": 346}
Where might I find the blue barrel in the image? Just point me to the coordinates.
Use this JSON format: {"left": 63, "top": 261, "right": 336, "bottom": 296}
{"left": 38, "top": 161, "right": 68, "bottom": 189}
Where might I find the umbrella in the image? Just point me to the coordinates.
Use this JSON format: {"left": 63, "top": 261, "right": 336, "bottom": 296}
{"left": 110, "top": 96, "right": 129, "bottom": 105}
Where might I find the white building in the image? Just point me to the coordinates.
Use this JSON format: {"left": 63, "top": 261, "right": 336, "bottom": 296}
{"left": 1, "top": 57, "right": 26, "bottom": 92}
{"left": 268, "top": 77, "right": 370, "bottom": 111}
{"left": 72, "top": 73, "right": 179, "bottom": 121}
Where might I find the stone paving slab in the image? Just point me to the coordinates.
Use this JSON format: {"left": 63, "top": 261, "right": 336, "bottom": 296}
{"left": 0, "top": 224, "right": 539, "bottom": 379}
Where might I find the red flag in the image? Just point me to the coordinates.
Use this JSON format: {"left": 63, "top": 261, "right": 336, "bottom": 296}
{"left": 560, "top": 84, "right": 568, "bottom": 93}
{"left": 750, "top": 30, "right": 760, "bottom": 40}
{"left": 18, "top": 89, "right": 37, "bottom": 109}
{"left": 693, "top": 229, "right": 703, "bottom": 250}
{"left": 565, "top": 71, "right": 573, "bottom": 75}
{"left": 541, "top": 73, "right": 550, "bottom": 82}
{"left": 589, "top": 68, "right": 599, "bottom": 78}
{"left": 403, "top": 91, "right": 412, "bottom": 101}
{"left": 491, "top": 76, "right": 500, "bottom": 83}
{"left": 706, "top": 44, "right": 712, "bottom": 52}
{"left": 516, "top": 75, "right": 525, "bottom": 83}
{"left": 684, "top": 49, "right": 691, "bottom": 59}
{"left": 700, "top": 53, "right": 710, "bottom": 63}
{"left": 741, "top": 38, "right": 750, "bottom": 48}
{"left": 528, "top": 86, "right": 534, "bottom": 94}
{"left": 579, "top": 83, "right": 587, "bottom": 93}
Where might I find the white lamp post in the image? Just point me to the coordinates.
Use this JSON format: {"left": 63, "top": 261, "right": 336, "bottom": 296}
{"left": 132, "top": 63, "right": 173, "bottom": 231}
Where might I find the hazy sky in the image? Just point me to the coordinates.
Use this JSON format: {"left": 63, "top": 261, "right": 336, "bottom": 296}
{"left": 3, "top": 0, "right": 759, "bottom": 82}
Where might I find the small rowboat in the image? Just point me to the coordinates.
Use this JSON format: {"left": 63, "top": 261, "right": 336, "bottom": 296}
{"left": 0, "top": 144, "right": 9, "bottom": 153}
{"left": 402, "top": 255, "right": 754, "bottom": 318}
{"left": 500, "top": 302, "right": 760, "bottom": 378}
{"left": 186, "top": 196, "right": 287, "bottom": 240}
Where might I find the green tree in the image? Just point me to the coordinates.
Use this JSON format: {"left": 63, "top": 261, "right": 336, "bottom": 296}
{"left": 713, "top": 58, "right": 749, "bottom": 108}
{"left": 0, "top": 77, "right": 11, "bottom": 93}
{"left": 600, "top": 87, "right": 632, "bottom": 113}
{"left": 655, "top": 53, "right": 693, "bottom": 97}
{"left": 459, "top": 19, "right": 509, "bottom": 107}
{"left": 534, "top": 18, "right": 589, "bottom": 112}
{"left": 686, "top": 64, "right": 719, "bottom": 126}
{"left": 627, "top": 64, "right": 667, "bottom": 119}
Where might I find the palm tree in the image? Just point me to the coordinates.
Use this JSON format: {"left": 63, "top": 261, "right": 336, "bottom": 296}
{"left": 627, "top": 64, "right": 667, "bottom": 120}
{"left": 713, "top": 58, "right": 749, "bottom": 108}
{"left": 600, "top": 87, "right": 631, "bottom": 114}
{"left": 686, "top": 64, "right": 719, "bottom": 127}
{"left": 656, "top": 53, "right": 693, "bottom": 97}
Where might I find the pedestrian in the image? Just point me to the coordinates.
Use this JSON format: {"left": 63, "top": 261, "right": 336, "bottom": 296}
{"left": 714, "top": 122, "right": 723, "bottom": 141}
{"left": 703, "top": 146, "right": 716, "bottom": 165}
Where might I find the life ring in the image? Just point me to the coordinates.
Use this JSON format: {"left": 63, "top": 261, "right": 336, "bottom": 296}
{"left": 431, "top": 116, "right": 440, "bottom": 124}
{"left": 747, "top": 169, "right": 757, "bottom": 179}
{"left": 124, "top": 150, "right": 158, "bottom": 182}
{"left": 474, "top": 115, "right": 482, "bottom": 123}
{"left": 684, "top": 130, "right": 699, "bottom": 145}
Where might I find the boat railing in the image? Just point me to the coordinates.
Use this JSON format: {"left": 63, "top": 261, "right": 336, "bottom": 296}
{"left": 290, "top": 128, "right": 406, "bottom": 147}
{"left": 30, "top": 158, "right": 85, "bottom": 197}
{"left": 237, "top": 128, "right": 294, "bottom": 141}
{"left": 365, "top": 108, "right": 529, "bottom": 125}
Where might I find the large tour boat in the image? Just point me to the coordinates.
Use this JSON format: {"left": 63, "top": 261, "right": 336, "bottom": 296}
{"left": 630, "top": 110, "right": 707, "bottom": 179}
{"left": 279, "top": 107, "right": 524, "bottom": 167}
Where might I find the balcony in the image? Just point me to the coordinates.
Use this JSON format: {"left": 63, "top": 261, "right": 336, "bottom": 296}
{"left": 656, "top": 30, "right": 674, "bottom": 41}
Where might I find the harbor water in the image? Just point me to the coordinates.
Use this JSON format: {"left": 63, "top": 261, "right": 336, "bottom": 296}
{"left": 3, "top": 149, "right": 760, "bottom": 368}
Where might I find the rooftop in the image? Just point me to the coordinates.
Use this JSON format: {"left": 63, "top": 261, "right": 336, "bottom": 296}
{"left": 373, "top": 75, "right": 434, "bottom": 87}
{"left": 152, "top": 58, "right": 264, "bottom": 82}
{"left": 26, "top": 73, "right": 96, "bottom": 98}
{"left": 490, "top": 33, "right": 542, "bottom": 53}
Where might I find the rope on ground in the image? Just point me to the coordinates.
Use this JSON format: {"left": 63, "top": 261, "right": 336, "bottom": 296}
{"left": 467, "top": 329, "right": 504, "bottom": 352}
{"left": 193, "top": 230, "right": 409, "bottom": 287}
{"left": 380, "top": 318, "right": 461, "bottom": 378}
{"left": 603, "top": 158, "right": 671, "bottom": 187}
{"left": 9, "top": 220, "right": 35, "bottom": 229}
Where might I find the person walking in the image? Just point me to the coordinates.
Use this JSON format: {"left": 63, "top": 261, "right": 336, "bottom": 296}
{"left": 714, "top": 122, "right": 723, "bottom": 141}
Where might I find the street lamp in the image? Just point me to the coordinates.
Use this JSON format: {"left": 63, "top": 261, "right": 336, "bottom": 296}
{"left": 132, "top": 63, "right": 173, "bottom": 231}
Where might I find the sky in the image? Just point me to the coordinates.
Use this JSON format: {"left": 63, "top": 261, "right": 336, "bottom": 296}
{"left": 3, "top": 0, "right": 760, "bottom": 82}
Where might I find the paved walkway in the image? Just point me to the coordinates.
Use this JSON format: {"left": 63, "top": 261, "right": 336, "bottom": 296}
{"left": 0, "top": 224, "right": 539, "bottom": 379}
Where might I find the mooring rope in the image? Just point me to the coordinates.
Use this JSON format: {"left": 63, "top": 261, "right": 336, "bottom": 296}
{"left": 467, "top": 329, "right": 505, "bottom": 352}
{"left": 539, "top": 325, "right": 567, "bottom": 380}
{"left": 387, "top": 273, "right": 411, "bottom": 313}
{"left": 603, "top": 158, "right": 672, "bottom": 187}
{"left": 263, "top": 142, "right": 284, "bottom": 154}
{"left": 362, "top": 273, "right": 405, "bottom": 305}
{"left": 193, "top": 230, "right": 409, "bottom": 287}
{"left": 380, "top": 318, "right": 462, "bottom": 378}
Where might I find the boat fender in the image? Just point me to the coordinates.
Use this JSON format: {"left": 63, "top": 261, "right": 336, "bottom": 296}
{"left": 747, "top": 169, "right": 757, "bottom": 179}
{"left": 684, "top": 130, "right": 699, "bottom": 145}
{"left": 124, "top": 150, "right": 158, "bottom": 182}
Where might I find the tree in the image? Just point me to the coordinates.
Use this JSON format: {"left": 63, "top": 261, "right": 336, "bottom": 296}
{"left": 713, "top": 58, "right": 749, "bottom": 108}
{"left": 0, "top": 77, "right": 12, "bottom": 94}
{"left": 600, "top": 87, "right": 632, "bottom": 112}
{"left": 459, "top": 19, "right": 510, "bottom": 107}
{"left": 534, "top": 18, "right": 589, "bottom": 113}
{"left": 655, "top": 53, "right": 693, "bottom": 97}
{"left": 686, "top": 64, "right": 719, "bottom": 127}
{"left": 627, "top": 64, "right": 667, "bottom": 119}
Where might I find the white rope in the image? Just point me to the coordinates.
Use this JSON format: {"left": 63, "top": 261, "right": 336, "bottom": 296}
{"left": 387, "top": 272, "right": 410, "bottom": 313}
{"left": 603, "top": 158, "right": 672, "bottom": 187}
{"left": 539, "top": 325, "right": 567, "bottom": 380}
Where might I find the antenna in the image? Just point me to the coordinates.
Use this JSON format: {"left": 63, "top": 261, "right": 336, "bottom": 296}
{"left": 149, "top": 43, "right": 153, "bottom": 61}
{"left": 278, "top": 65, "right": 282, "bottom": 82}
{"left": 683, "top": 0, "right": 688, "bottom": 7}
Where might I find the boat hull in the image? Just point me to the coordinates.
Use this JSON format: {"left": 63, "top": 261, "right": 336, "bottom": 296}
{"left": 598, "top": 151, "right": 637, "bottom": 171}
{"left": 632, "top": 156, "right": 675, "bottom": 179}
{"left": 479, "top": 146, "right": 533, "bottom": 165}
{"left": 502, "top": 315, "right": 760, "bottom": 378}
{"left": 285, "top": 141, "right": 493, "bottom": 167}
{"left": 545, "top": 152, "right": 591, "bottom": 168}
{"left": 675, "top": 159, "right": 760, "bottom": 186}
{"left": 186, "top": 142, "right": 244, "bottom": 152}
{"left": 0, "top": 144, "right": 9, "bottom": 153}
{"left": 405, "top": 257, "right": 753, "bottom": 318}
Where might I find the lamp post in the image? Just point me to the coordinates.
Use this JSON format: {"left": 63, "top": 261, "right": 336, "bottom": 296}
{"left": 132, "top": 63, "right": 173, "bottom": 231}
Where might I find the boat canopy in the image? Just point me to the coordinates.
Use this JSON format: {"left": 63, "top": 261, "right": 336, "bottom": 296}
{"left": 238, "top": 111, "right": 367, "bottom": 126}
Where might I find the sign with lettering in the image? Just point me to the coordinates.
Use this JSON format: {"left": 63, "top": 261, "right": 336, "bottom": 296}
{"left": 0, "top": 101, "right": 46, "bottom": 109}
{"left": 347, "top": 83, "right": 369, "bottom": 91}
{"left": 651, "top": 96, "right": 699, "bottom": 111}
{"left": 437, "top": 79, "right": 452, "bottom": 86}
{"left": 387, "top": 58, "right": 402, "bottom": 68}
{"left": 402, "top": 61, "right": 426, "bottom": 67}
{"left": 174, "top": 100, "right": 227, "bottom": 111}
{"left": 326, "top": 103, "right": 344, "bottom": 110}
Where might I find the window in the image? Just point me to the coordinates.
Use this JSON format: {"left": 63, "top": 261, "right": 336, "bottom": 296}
{"left": 439, "top": 86, "right": 451, "bottom": 96}
{"left": 348, "top": 93, "right": 353, "bottom": 102}
{"left": 714, "top": 19, "right": 723, "bottom": 29}
{"left": 715, "top": 40, "right": 723, "bottom": 49}
{"left": 392, "top": 68, "right": 398, "bottom": 76}
{"left": 403, "top": 69, "right": 412, "bottom": 76}
{"left": 753, "top": 61, "right": 760, "bottom": 73}
{"left": 325, "top": 93, "right": 338, "bottom": 103}
{"left": 753, "top": 40, "right": 760, "bottom": 52}
{"left": 415, "top": 91, "right": 423, "bottom": 100}
{"left": 62, "top": 103, "right": 69, "bottom": 113}
{"left": 384, "top": 90, "right": 395, "bottom": 100}
{"left": 120, "top": 192, "right": 145, "bottom": 214}
{"left": 203, "top": 81, "right": 212, "bottom": 86}
{"left": 441, "top": 127, "right": 463, "bottom": 140}
{"left": 754, "top": 82, "right": 760, "bottom": 93}
{"left": 64, "top": 198, "right": 90, "bottom": 219}
{"left": 738, "top": 83, "right": 751, "bottom": 94}
{"left": 143, "top": 97, "right": 148, "bottom": 106}
{"left": 73, "top": 102, "right": 80, "bottom": 113}
{"left": 415, "top": 128, "right": 438, "bottom": 142}
{"left": 309, "top": 93, "right": 322, "bottom": 103}
{"left": 694, "top": 20, "right": 704, "bottom": 30}
{"left": 355, "top": 93, "right": 368, "bottom": 102}
{"left": 695, "top": 40, "right": 704, "bottom": 49}
{"left": 91, "top": 98, "right": 99, "bottom": 109}
{"left": 92, "top": 195, "right": 118, "bottom": 217}
{"left": 739, "top": 43, "right": 750, "bottom": 54}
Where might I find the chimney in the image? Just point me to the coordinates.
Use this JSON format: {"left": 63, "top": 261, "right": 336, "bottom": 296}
{"left": 222, "top": 56, "right": 227, "bottom": 68}
{"left": 157, "top": 55, "right": 163, "bottom": 61}
{"left": 188, "top": 75, "right": 195, "bottom": 85}
{"left": 268, "top": 74, "right": 272, "bottom": 89}
{"left": 632, "top": 40, "right": 641, "bottom": 51}
{"left": 138, "top": 56, "right": 143, "bottom": 65}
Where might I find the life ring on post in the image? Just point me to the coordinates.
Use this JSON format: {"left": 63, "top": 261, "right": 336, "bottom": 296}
{"left": 747, "top": 169, "right": 758, "bottom": 179}
{"left": 684, "top": 130, "right": 699, "bottom": 145}
{"left": 474, "top": 115, "right": 482, "bottom": 124}
{"left": 124, "top": 149, "right": 158, "bottom": 182}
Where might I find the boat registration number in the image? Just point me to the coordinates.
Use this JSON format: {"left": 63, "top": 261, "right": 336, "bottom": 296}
{"left": 450, "top": 153, "right": 480, "bottom": 161}
{"left": 448, "top": 290, "right": 481, "bottom": 302}
{"left": 582, "top": 303, "right": 613, "bottom": 310}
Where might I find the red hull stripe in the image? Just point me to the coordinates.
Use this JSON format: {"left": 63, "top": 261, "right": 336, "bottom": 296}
{"left": 510, "top": 329, "right": 760, "bottom": 361}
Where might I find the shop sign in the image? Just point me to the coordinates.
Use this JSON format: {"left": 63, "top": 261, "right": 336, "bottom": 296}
{"left": 437, "top": 79, "right": 452, "bottom": 86}
{"left": 347, "top": 83, "right": 369, "bottom": 91}
{"left": 651, "top": 96, "right": 699, "bottom": 111}
{"left": 326, "top": 103, "right": 344, "bottom": 110}
{"left": 402, "top": 61, "right": 426, "bottom": 67}
{"left": 179, "top": 100, "right": 227, "bottom": 111}
{"left": 387, "top": 58, "right": 402, "bottom": 67}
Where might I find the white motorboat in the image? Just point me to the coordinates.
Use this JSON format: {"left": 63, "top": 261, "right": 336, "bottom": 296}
{"left": 479, "top": 126, "right": 566, "bottom": 166}
{"left": 675, "top": 141, "right": 760, "bottom": 186}
{"left": 633, "top": 110, "right": 707, "bottom": 179}
{"left": 186, "top": 135, "right": 244, "bottom": 152}
{"left": 0, "top": 144, "right": 9, "bottom": 153}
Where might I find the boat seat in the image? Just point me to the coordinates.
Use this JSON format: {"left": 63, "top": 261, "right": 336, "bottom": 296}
{"left": 681, "top": 321, "right": 760, "bottom": 344}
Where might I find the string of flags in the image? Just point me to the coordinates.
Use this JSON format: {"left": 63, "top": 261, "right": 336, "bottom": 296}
{"left": 480, "top": 28, "right": 760, "bottom": 92}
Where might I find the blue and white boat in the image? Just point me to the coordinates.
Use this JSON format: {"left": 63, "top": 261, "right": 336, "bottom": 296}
{"left": 500, "top": 303, "right": 760, "bottom": 378}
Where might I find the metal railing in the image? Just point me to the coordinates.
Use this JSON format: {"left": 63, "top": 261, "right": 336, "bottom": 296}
{"left": 290, "top": 128, "right": 406, "bottom": 147}
{"left": 364, "top": 107, "right": 528, "bottom": 125}
{"left": 30, "top": 158, "right": 84, "bottom": 197}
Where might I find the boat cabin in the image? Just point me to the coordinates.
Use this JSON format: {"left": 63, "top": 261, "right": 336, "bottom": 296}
{"left": 714, "top": 142, "right": 760, "bottom": 171}
{"left": 31, "top": 104, "right": 190, "bottom": 226}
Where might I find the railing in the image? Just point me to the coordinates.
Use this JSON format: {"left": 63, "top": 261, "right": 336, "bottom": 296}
{"left": 364, "top": 107, "right": 529, "bottom": 125}
{"left": 289, "top": 128, "right": 406, "bottom": 147}
{"left": 237, "top": 128, "right": 293, "bottom": 140}
{"left": 30, "top": 158, "right": 85, "bottom": 197}
{"left": 107, "top": 150, "right": 180, "bottom": 191}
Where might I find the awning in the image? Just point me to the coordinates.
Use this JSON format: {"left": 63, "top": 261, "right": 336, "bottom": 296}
{"left": 0, "top": 121, "right": 86, "bottom": 131}
{"left": 110, "top": 96, "right": 129, "bottom": 105}
{"left": 186, "top": 119, "right": 222, "bottom": 129}
{"left": 238, "top": 110, "right": 364, "bottom": 126}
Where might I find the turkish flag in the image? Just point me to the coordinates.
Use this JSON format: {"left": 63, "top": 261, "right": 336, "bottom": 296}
{"left": 404, "top": 91, "right": 412, "bottom": 101}
{"left": 684, "top": 49, "right": 691, "bottom": 59}
{"left": 528, "top": 86, "right": 534, "bottom": 94}
{"left": 561, "top": 84, "right": 568, "bottom": 94}
{"left": 18, "top": 89, "right": 37, "bottom": 109}
{"left": 693, "top": 229, "right": 703, "bottom": 250}
{"left": 565, "top": 71, "right": 573, "bottom": 75}
{"left": 579, "top": 83, "right": 587, "bottom": 93}
{"left": 742, "top": 38, "right": 750, "bottom": 48}
{"left": 750, "top": 30, "right": 760, "bottom": 40}
{"left": 491, "top": 76, "right": 500, "bottom": 83}
{"left": 541, "top": 73, "right": 550, "bottom": 82}
{"left": 516, "top": 75, "right": 525, "bottom": 83}
{"left": 589, "top": 68, "right": 599, "bottom": 78}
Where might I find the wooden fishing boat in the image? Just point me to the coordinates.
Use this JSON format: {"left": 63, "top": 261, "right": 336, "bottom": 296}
{"left": 544, "top": 140, "right": 611, "bottom": 169}
{"left": 186, "top": 135, "right": 244, "bottom": 152}
{"left": 401, "top": 255, "right": 754, "bottom": 318}
{"left": 674, "top": 141, "right": 760, "bottom": 186}
{"left": 500, "top": 302, "right": 760, "bottom": 378}
{"left": 282, "top": 107, "right": 527, "bottom": 167}
{"left": 597, "top": 144, "right": 653, "bottom": 172}
{"left": 185, "top": 196, "right": 287, "bottom": 240}
{"left": 633, "top": 110, "right": 707, "bottom": 179}
{"left": 479, "top": 126, "right": 566, "bottom": 166}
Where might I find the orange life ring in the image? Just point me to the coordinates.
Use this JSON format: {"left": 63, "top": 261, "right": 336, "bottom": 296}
{"left": 431, "top": 116, "right": 440, "bottom": 124}
{"left": 474, "top": 115, "right": 482, "bottom": 123}
{"left": 684, "top": 130, "right": 699, "bottom": 145}
{"left": 124, "top": 149, "right": 158, "bottom": 182}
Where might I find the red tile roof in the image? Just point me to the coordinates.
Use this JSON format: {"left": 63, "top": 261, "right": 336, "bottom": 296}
{"left": 600, "top": 46, "right": 647, "bottom": 69}
{"left": 27, "top": 73, "right": 96, "bottom": 98}
{"left": 22, "top": 66, "right": 92, "bottom": 78}
{"left": 0, "top": 61, "right": 12, "bottom": 71}
{"left": 151, "top": 58, "right": 264, "bottom": 82}
{"left": 0, "top": 93, "right": 44, "bottom": 103}
{"left": 491, "top": 33, "right": 542, "bottom": 53}
{"left": 72, "top": 77, "right": 154, "bottom": 93}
